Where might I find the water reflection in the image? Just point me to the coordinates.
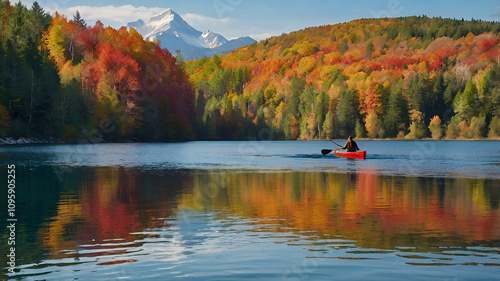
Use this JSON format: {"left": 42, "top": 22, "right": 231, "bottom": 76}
{"left": 182, "top": 171, "right": 500, "bottom": 247}
{"left": 2, "top": 167, "right": 500, "bottom": 279}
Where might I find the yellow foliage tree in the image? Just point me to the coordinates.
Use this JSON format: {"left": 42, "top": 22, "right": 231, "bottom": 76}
{"left": 428, "top": 115, "right": 443, "bottom": 139}
{"left": 405, "top": 110, "right": 426, "bottom": 139}
{"left": 365, "top": 111, "right": 380, "bottom": 138}
{"left": 468, "top": 116, "right": 486, "bottom": 139}
{"left": 488, "top": 116, "right": 500, "bottom": 138}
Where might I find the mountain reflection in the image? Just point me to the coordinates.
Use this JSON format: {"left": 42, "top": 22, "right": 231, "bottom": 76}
{"left": 28, "top": 167, "right": 499, "bottom": 260}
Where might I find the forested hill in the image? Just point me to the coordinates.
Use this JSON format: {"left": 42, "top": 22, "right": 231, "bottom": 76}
{"left": 186, "top": 16, "right": 500, "bottom": 140}
{"left": 0, "top": 1, "right": 194, "bottom": 141}
{"left": 1, "top": 1, "right": 500, "bottom": 142}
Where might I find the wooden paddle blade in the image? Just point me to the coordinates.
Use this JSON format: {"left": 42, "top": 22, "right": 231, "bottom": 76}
{"left": 321, "top": 149, "right": 333, "bottom": 155}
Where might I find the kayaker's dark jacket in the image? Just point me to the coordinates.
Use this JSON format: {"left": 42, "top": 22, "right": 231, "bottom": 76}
{"left": 342, "top": 139, "right": 359, "bottom": 152}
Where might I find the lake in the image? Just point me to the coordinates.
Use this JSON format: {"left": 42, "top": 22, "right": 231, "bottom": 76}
{"left": 1, "top": 140, "right": 499, "bottom": 280}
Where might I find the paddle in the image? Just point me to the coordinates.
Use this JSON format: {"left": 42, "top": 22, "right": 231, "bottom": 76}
{"left": 329, "top": 140, "right": 343, "bottom": 147}
{"left": 321, "top": 149, "right": 333, "bottom": 155}
{"left": 321, "top": 140, "right": 344, "bottom": 155}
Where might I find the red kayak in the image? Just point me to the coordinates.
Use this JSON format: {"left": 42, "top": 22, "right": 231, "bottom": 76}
{"left": 334, "top": 150, "right": 366, "bottom": 159}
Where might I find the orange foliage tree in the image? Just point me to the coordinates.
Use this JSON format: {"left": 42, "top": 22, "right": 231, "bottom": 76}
{"left": 43, "top": 13, "right": 194, "bottom": 141}
{"left": 186, "top": 16, "right": 500, "bottom": 140}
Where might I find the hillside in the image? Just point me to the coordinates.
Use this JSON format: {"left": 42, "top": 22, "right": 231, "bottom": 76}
{"left": 185, "top": 16, "right": 500, "bottom": 140}
{"left": 0, "top": 1, "right": 194, "bottom": 141}
{"left": 1, "top": 2, "right": 500, "bottom": 142}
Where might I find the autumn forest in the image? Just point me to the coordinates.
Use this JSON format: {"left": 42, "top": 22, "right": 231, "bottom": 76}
{"left": 1, "top": 1, "right": 500, "bottom": 141}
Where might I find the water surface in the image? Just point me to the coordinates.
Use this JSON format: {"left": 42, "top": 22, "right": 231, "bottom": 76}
{"left": 2, "top": 140, "right": 499, "bottom": 178}
{"left": 0, "top": 141, "right": 499, "bottom": 280}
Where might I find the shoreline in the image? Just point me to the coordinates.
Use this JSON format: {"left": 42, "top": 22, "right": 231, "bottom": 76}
{"left": 352, "top": 137, "right": 500, "bottom": 141}
{"left": 0, "top": 137, "right": 105, "bottom": 145}
{"left": 0, "top": 137, "right": 499, "bottom": 145}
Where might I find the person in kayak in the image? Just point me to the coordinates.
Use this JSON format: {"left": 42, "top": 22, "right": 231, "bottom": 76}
{"left": 336, "top": 136, "right": 359, "bottom": 152}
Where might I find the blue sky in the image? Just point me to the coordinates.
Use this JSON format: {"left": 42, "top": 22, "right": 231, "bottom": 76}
{"left": 18, "top": 0, "right": 500, "bottom": 40}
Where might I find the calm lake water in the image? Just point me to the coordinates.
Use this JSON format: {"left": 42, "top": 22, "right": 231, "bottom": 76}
{"left": 0, "top": 140, "right": 499, "bottom": 280}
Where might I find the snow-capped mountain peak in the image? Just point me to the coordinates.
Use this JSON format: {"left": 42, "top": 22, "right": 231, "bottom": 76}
{"left": 127, "top": 9, "right": 255, "bottom": 60}
{"left": 202, "top": 30, "right": 211, "bottom": 37}
{"left": 201, "top": 30, "right": 228, "bottom": 49}
{"left": 133, "top": 8, "right": 198, "bottom": 40}
{"left": 148, "top": 8, "right": 174, "bottom": 23}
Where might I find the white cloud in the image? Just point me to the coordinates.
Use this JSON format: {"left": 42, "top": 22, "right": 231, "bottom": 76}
{"left": 46, "top": 5, "right": 166, "bottom": 27}
{"left": 182, "top": 13, "right": 231, "bottom": 26}
{"left": 44, "top": 4, "right": 254, "bottom": 41}
{"left": 45, "top": 5, "right": 234, "bottom": 29}
{"left": 248, "top": 33, "right": 274, "bottom": 41}
{"left": 492, "top": 8, "right": 500, "bottom": 18}
{"left": 46, "top": 5, "right": 235, "bottom": 31}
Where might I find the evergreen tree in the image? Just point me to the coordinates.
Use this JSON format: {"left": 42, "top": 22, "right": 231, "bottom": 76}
{"left": 336, "top": 88, "right": 359, "bottom": 137}
{"left": 454, "top": 79, "right": 480, "bottom": 121}
{"left": 432, "top": 70, "right": 447, "bottom": 118}
{"left": 314, "top": 91, "right": 328, "bottom": 138}
{"left": 490, "top": 87, "right": 500, "bottom": 117}
{"left": 290, "top": 73, "right": 305, "bottom": 95}
{"left": 483, "top": 64, "right": 500, "bottom": 117}
{"left": 443, "top": 73, "right": 459, "bottom": 112}
{"left": 287, "top": 90, "right": 300, "bottom": 118}
{"left": 446, "top": 116, "right": 461, "bottom": 139}
{"left": 355, "top": 118, "right": 366, "bottom": 138}
{"left": 287, "top": 74, "right": 305, "bottom": 118}
{"left": 384, "top": 79, "right": 409, "bottom": 137}
{"left": 71, "top": 10, "right": 86, "bottom": 27}
{"left": 340, "top": 39, "right": 348, "bottom": 54}
{"left": 365, "top": 41, "right": 374, "bottom": 60}
{"left": 322, "top": 111, "right": 334, "bottom": 139}
{"left": 30, "top": 2, "right": 51, "bottom": 39}
{"left": 298, "top": 86, "right": 314, "bottom": 118}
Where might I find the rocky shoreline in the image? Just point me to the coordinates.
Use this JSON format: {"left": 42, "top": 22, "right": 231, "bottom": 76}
{"left": 1, "top": 137, "right": 498, "bottom": 145}
{"left": 0, "top": 137, "right": 105, "bottom": 145}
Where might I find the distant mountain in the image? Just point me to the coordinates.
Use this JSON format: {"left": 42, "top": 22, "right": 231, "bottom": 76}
{"left": 127, "top": 9, "right": 256, "bottom": 60}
